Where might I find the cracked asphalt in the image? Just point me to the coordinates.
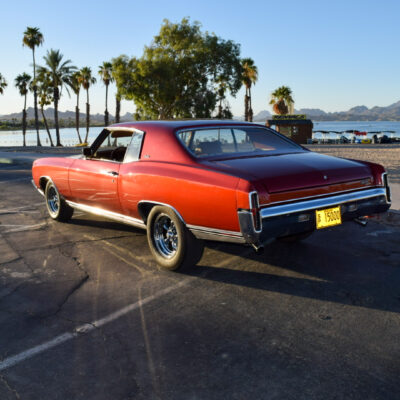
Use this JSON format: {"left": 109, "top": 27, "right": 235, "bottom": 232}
{"left": 0, "top": 164, "right": 399, "bottom": 400}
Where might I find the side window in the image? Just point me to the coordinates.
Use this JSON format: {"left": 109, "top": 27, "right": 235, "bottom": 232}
{"left": 233, "top": 129, "right": 254, "bottom": 152}
{"left": 124, "top": 132, "right": 144, "bottom": 163}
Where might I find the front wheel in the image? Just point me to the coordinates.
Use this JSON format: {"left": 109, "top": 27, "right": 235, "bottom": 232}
{"left": 146, "top": 206, "right": 204, "bottom": 271}
{"left": 44, "top": 180, "right": 74, "bottom": 222}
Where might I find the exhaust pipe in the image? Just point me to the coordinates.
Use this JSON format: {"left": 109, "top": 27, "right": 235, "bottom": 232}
{"left": 354, "top": 217, "right": 368, "bottom": 226}
{"left": 251, "top": 243, "right": 264, "bottom": 255}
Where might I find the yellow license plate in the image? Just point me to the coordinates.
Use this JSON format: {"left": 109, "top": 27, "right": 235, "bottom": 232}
{"left": 316, "top": 206, "right": 342, "bottom": 229}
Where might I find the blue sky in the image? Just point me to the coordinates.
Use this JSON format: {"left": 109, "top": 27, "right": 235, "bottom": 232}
{"left": 1, "top": 0, "right": 399, "bottom": 117}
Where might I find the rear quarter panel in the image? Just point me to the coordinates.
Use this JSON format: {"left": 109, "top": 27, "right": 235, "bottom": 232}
{"left": 32, "top": 157, "right": 75, "bottom": 198}
{"left": 119, "top": 161, "right": 241, "bottom": 232}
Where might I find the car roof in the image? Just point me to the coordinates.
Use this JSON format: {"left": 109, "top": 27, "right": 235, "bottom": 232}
{"left": 109, "top": 120, "right": 266, "bottom": 132}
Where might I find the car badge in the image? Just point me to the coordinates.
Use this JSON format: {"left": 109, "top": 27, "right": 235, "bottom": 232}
{"left": 323, "top": 175, "right": 328, "bottom": 180}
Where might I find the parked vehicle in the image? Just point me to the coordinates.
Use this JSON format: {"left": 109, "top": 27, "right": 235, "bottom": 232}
{"left": 32, "top": 121, "right": 391, "bottom": 270}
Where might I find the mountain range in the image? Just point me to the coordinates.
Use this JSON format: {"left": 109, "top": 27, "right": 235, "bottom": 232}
{"left": 0, "top": 107, "right": 134, "bottom": 123}
{"left": 2, "top": 100, "right": 400, "bottom": 122}
{"left": 250, "top": 100, "right": 400, "bottom": 121}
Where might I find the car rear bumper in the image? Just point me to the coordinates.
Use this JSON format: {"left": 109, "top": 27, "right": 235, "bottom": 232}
{"left": 238, "top": 187, "right": 391, "bottom": 245}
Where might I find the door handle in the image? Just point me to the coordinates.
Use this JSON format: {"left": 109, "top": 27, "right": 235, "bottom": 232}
{"left": 106, "top": 171, "right": 119, "bottom": 176}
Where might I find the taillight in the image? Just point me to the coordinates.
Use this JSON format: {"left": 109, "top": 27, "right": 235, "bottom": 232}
{"left": 382, "top": 173, "right": 391, "bottom": 203}
{"left": 249, "top": 191, "right": 261, "bottom": 232}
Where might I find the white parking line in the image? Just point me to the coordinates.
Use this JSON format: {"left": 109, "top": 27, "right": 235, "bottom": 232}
{"left": 1, "top": 222, "right": 47, "bottom": 233}
{"left": 0, "top": 202, "right": 44, "bottom": 214}
{"left": 0, "top": 278, "right": 190, "bottom": 372}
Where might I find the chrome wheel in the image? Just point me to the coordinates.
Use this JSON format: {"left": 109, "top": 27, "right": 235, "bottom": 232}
{"left": 153, "top": 213, "right": 178, "bottom": 258}
{"left": 47, "top": 185, "right": 59, "bottom": 215}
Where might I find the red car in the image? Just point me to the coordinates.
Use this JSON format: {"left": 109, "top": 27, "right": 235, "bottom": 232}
{"left": 32, "top": 121, "right": 391, "bottom": 270}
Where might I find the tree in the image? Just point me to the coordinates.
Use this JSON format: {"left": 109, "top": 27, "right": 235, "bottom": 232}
{"left": 23, "top": 27, "right": 44, "bottom": 146}
{"left": 215, "top": 75, "right": 232, "bottom": 118}
{"left": 69, "top": 71, "right": 83, "bottom": 144}
{"left": 113, "top": 18, "right": 242, "bottom": 119}
{"left": 38, "top": 49, "right": 76, "bottom": 146}
{"left": 0, "top": 73, "right": 7, "bottom": 94}
{"left": 241, "top": 58, "right": 258, "bottom": 121}
{"left": 36, "top": 70, "right": 55, "bottom": 146}
{"left": 111, "top": 55, "right": 130, "bottom": 123}
{"left": 80, "top": 67, "right": 96, "bottom": 143}
{"left": 270, "top": 86, "right": 294, "bottom": 115}
{"left": 14, "top": 73, "right": 31, "bottom": 146}
{"left": 98, "top": 62, "right": 114, "bottom": 127}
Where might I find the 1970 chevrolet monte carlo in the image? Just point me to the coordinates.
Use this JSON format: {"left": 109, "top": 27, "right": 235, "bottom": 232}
{"left": 32, "top": 120, "right": 391, "bottom": 270}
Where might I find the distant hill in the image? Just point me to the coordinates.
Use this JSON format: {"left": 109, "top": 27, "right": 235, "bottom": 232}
{"left": 0, "top": 107, "right": 135, "bottom": 123}
{"left": 238, "top": 100, "right": 400, "bottom": 121}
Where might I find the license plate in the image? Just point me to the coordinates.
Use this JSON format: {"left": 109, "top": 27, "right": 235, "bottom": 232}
{"left": 316, "top": 206, "right": 342, "bottom": 229}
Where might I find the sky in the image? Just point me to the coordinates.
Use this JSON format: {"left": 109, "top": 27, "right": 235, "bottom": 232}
{"left": 1, "top": 0, "right": 400, "bottom": 118}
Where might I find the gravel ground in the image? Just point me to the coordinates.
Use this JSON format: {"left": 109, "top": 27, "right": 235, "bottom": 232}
{"left": 307, "top": 144, "right": 400, "bottom": 183}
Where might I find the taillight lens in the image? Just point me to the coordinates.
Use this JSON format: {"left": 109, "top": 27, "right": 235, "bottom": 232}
{"left": 249, "top": 191, "right": 261, "bottom": 232}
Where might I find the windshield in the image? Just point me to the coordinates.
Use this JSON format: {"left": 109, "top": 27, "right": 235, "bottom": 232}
{"left": 177, "top": 126, "right": 303, "bottom": 158}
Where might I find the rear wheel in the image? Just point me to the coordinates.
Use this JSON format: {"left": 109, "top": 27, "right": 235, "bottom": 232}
{"left": 44, "top": 180, "right": 74, "bottom": 222}
{"left": 147, "top": 206, "right": 204, "bottom": 271}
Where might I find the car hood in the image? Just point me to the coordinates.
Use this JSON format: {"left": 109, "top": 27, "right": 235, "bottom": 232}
{"left": 202, "top": 151, "right": 372, "bottom": 193}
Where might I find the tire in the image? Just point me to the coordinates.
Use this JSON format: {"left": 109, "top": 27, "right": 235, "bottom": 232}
{"left": 277, "top": 231, "right": 313, "bottom": 243}
{"left": 146, "top": 206, "right": 204, "bottom": 271}
{"left": 44, "top": 180, "right": 74, "bottom": 222}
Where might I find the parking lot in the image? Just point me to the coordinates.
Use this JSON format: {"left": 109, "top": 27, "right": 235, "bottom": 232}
{"left": 0, "top": 163, "right": 400, "bottom": 400}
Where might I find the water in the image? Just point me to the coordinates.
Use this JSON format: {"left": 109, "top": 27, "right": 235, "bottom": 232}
{"left": 0, "top": 127, "right": 105, "bottom": 147}
{"left": 312, "top": 121, "right": 400, "bottom": 140}
{"left": 1, "top": 121, "right": 400, "bottom": 146}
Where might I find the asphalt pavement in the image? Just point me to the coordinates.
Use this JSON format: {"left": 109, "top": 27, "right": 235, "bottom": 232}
{"left": 0, "top": 153, "right": 399, "bottom": 399}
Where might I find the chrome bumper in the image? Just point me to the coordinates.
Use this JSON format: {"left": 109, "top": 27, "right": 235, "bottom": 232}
{"left": 239, "top": 187, "right": 390, "bottom": 245}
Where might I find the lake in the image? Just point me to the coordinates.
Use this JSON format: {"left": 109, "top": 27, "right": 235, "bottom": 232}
{"left": 1, "top": 121, "right": 400, "bottom": 146}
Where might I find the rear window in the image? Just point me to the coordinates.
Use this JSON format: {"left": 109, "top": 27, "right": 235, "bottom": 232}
{"left": 177, "top": 127, "right": 302, "bottom": 158}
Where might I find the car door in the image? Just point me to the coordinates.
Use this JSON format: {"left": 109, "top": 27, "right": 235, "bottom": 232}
{"left": 68, "top": 158, "right": 121, "bottom": 213}
{"left": 68, "top": 130, "right": 133, "bottom": 214}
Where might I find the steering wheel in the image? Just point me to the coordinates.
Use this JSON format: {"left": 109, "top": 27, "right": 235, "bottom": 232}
{"left": 110, "top": 146, "right": 126, "bottom": 161}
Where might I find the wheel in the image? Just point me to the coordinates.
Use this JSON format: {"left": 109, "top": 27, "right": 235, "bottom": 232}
{"left": 146, "top": 206, "right": 204, "bottom": 271}
{"left": 44, "top": 180, "right": 74, "bottom": 222}
{"left": 277, "top": 231, "right": 313, "bottom": 243}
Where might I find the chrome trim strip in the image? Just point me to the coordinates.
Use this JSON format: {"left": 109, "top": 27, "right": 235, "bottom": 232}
{"left": 187, "top": 224, "right": 243, "bottom": 238}
{"left": 31, "top": 179, "right": 44, "bottom": 196}
{"left": 137, "top": 200, "right": 186, "bottom": 224}
{"left": 187, "top": 224, "right": 245, "bottom": 243}
{"left": 65, "top": 201, "right": 146, "bottom": 230}
{"left": 108, "top": 126, "right": 144, "bottom": 134}
{"left": 260, "top": 188, "right": 388, "bottom": 219}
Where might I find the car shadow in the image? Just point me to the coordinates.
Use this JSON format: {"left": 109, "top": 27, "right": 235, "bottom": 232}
{"left": 183, "top": 229, "right": 400, "bottom": 314}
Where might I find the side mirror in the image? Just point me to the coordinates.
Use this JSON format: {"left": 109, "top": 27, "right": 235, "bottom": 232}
{"left": 83, "top": 148, "right": 92, "bottom": 158}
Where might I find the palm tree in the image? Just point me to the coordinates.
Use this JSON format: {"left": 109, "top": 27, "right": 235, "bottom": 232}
{"left": 38, "top": 49, "right": 76, "bottom": 146}
{"left": 241, "top": 58, "right": 258, "bottom": 121}
{"left": 269, "top": 86, "right": 294, "bottom": 115}
{"left": 36, "top": 70, "right": 55, "bottom": 146}
{"left": 69, "top": 71, "right": 83, "bottom": 144}
{"left": 112, "top": 55, "right": 129, "bottom": 123}
{"left": 115, "top": 92, "right": 121, "bottom": 123}
{"left": 23, "top": 27, "right": 44, "bottom": 146}
{"left": 80, "top": 67, "right": 96, "bottom": 143}
{"left": 0, "top": 73, "right": 7, "bottom": 94}
{"left": 98, "top": 62, "right": 114, "bottom": 127}
{"left": 14, "top": 73, "right": 32, "bottom": 147}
